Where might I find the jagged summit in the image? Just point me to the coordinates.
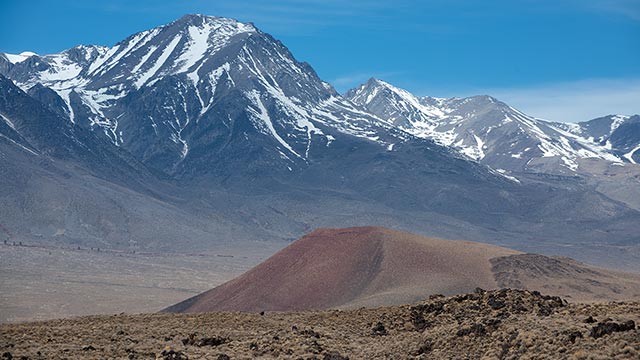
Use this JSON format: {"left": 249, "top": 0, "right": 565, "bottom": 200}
{"left": 345, "top": 77, "right": 447, "bottom": 130}
{"left": 2, "top": 14, "right": 636, "bottom": 175}
{"left": 173, "top": 13, "right": 256, "bottom": 28}
{"left": 1, "top": 13, "right": 258, "bottom": 91}
{"left": 557, "top": 114, "right": 640, "bottom": 164}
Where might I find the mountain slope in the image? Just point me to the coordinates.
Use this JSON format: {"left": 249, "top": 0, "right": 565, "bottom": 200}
{"left": 0, "top": 74, "right": 155, "bottom": 183}
{"left": 166, "top": 227, "right": 640, "bottom": 313}
{"left": 0, "top": 74, "right": 281, "bottom": 250}
{"left": 0, "top": 140, "right": 231, "bottom": 250}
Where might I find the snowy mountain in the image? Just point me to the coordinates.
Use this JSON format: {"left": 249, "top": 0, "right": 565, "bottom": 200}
{"left": 345, "top": 78, "right": 636, "bottom": 174}
{"left": 0, "top": 14, "right": 519, "bottom": 243}
{"left": 1, "top": 15, "right": 408, "bottom": 177}
{"left": 1, "top": 14, "right": 639, "bottom": 269}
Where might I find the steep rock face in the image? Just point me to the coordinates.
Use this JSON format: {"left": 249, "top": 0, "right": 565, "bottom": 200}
{"left": 345, "top": 78, "right": 635, "bottom": 174}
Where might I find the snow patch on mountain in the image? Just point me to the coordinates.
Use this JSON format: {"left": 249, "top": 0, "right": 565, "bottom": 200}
{"left": 39, "top": 56, "right": 83, "bottom": 82}
{"left": 131, "top": 45, "right": 159, "bottom": 74}
{"left": 57, "top": 89, "right": 76, "bottom": 123}
{"left": 3, "top": 52, "right": 37, "bottom": 64}
{"left": 494, "top": 168, "right": 520, "bottom": 183}
{"left": 611, "top": 115, "right": 630, "bottom": 133}
{"left": 1, "top": 113, "right": 16, "bottom": 130}
{"left": 624, "top": 144, "right": 640, "bottom": 164}
{"left": 246, "top": 89, "right": 301, "bottom": 159}
{"left": 198, "top": 62, "right": 229, "bottom": 116}
{"left": 177, "top": 24, "right": 213, "bottom": 74}
{"left": 135, "top": 35, "right": 182, "bottom": 88}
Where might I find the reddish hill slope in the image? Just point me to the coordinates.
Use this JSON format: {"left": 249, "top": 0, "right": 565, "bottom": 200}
{"left": 166, "top": 227, "right": 640, "bottom": 313}
{"left": 165, "top": 227, "right": 516, "bottom": 312}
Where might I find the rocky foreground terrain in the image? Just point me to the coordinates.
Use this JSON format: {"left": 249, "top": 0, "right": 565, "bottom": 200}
{"left": 1, "top": 289, "right": 638, "bottom": 359}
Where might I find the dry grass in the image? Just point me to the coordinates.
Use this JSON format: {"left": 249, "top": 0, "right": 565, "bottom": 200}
{"left": 1, "top": 289, "right": 638, "bottom": 359}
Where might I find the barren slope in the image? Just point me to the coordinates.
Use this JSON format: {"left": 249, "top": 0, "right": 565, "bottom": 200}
{"left": 167, "top": 227, "right": 640, "bottom": 313}
{"left": 492, "top": 254, "right": 640, "bottom": 302}
{"left": 167, "top": 227, "right": 518, "bottom": 312}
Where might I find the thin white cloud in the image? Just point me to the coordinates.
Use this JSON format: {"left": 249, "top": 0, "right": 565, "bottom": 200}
{"left": 582, "top": 0, "right": 640, "bottom": 21}
{"left": 332, "top": 74, "right": 370, "bottom": 87}
{"left": 331, "top": 71, "right": 403, "bottom": 93}
{"left": 486, "top": 78, "right": 640, "bottom": 122}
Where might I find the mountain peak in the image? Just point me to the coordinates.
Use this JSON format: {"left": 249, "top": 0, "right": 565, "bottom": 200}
{"left": 363, "top": 78, "right": 401, "bottom": 92}
{"left": 345, "top": 78, "right": 448, "bottom": 129}
{"left": 172, "top": 13, "right": 256, "bottom": 32}
{"left": 366, "top": 77, "right": 387, "bottom": 86}
{"left": 178, "top": 13, "right": 209, "bottom": 21}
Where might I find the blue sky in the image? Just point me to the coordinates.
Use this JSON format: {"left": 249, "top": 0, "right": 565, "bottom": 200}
{"left": 1, "top": 0, "right": 638, "bottom": 121}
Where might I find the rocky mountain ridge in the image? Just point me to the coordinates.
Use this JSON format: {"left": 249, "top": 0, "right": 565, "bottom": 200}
{"left": 345, "top": 78, "right": 639, "bottom": 174}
